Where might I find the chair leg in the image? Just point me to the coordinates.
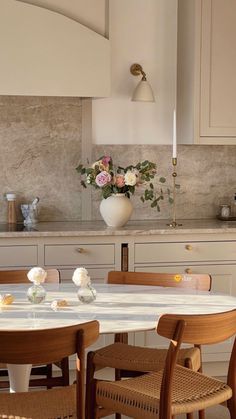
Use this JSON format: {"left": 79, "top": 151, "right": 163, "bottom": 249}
{"left": 187, "top": 413, "right": 194, "bottom": 419}
{"left": 198, "top": 410, "right": 205, "bottom": 419}
{"left": 86, "top": 351, "right": 97, "bottom": 419}
{"left": 115, "top": 366, "right": 122, "bottom": 419}
{"left": 46, "top": 364, "right": 52, "bottom": 389}
{"left": 60, "top": 357, "right": 70, "bottom": 386}
{"left": 114, "top": 332, "right": 128, "bottom": 419}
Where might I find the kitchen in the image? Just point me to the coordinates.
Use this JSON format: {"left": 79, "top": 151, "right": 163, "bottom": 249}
{"left": 0, "top": 1, "right": 236, "bottom": 418}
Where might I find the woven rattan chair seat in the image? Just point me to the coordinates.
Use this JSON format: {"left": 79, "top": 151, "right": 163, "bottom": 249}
{"left": 0, "top": 384, "right": 77, "bottom": 419}
{"left": 93, "top": 342, "right": 201, "bottom": 372}
{"left": 96, "top": 366, "right": 232, "bottom": 418}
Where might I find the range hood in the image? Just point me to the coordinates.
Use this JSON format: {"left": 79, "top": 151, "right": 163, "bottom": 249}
{"left": 0, "top": 0, "right": 110, "bottom": 97}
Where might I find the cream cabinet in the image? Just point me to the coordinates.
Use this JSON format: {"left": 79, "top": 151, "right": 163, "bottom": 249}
{"left": 0, "top": 236, "right": 120, "bottom": 284}
{"left": 0, "top": 245, "right": 38, "bottom": 267}
{"left": 195, "top": 0, "right": 236, "bottom": 144}
{"left": 131, "top": 235, "right": 236, "bottom": 374}
{"left": 178, "top": 0, "right": 236, "bottom": 144}
{"left": 44, "top": 240, "right": 117, "bottom": 283}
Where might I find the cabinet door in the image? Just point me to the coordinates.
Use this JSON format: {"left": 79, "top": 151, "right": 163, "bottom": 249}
{"left": 198, "top": 0, "right": 236, "bottom": 143}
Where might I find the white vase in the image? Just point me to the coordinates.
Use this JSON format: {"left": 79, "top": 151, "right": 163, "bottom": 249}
{"left": 100, "top": 193, "right": 133, "bottom": 227}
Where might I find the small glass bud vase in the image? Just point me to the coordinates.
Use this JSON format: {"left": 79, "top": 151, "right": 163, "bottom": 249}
{"left": 27, "top": 284, "right": 46, "bottom": 304}
{"left": 77, "top": 284, "right": 96, "bottom": 304}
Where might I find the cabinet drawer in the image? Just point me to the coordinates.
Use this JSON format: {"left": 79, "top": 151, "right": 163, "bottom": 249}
{"left": 0, "top": 245, "right": 38, "bottom": 267}
{"left": 44, "top": 244, "right": 115, "bottom": 266}
{"left": 134, "top": 241, "right": 236, "bottom": 263}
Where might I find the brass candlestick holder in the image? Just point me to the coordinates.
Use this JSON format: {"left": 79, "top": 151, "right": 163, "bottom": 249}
{"left": 167, "top": 157, "right": 182, "bottom": 228}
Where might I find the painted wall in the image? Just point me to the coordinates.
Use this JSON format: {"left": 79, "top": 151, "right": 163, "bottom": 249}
{"left": 92, "top": 0, "right": 178, "bottom": 145}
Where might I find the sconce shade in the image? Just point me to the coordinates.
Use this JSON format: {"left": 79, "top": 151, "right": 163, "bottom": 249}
{"left": 131, "top": 80, "right": 155, "bottom": 102}
{"left": 130, "top": 63, "right": 155, "bottom": 102}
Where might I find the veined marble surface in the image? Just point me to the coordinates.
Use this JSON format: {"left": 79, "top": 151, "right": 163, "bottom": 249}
{"left": 0, "top": 283, "right": 235, "bottom": 333}
{"left": 1, "top": 219, "right": 236, "bottom": 237}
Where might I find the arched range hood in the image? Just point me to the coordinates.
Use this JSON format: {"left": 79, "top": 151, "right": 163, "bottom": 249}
{"left": 0, "top": 0, "right": 110, "bottom": 97}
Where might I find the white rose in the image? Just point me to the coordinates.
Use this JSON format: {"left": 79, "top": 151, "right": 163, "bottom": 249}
{"left": 72, "top": 267, "right": 91, "bottom": 287}
{"left": 86, "top": 174, "right": 92, "bottom": 184}
{"left": 27, "top": 267, "right": 47, "bottom": 285}
{"left": 124, "top": 171, "right": 137, "bottom": 186}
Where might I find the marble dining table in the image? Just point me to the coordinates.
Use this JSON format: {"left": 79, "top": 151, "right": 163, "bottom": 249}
{"left": 0, "top": 282, "right": 236, "bottom": 392}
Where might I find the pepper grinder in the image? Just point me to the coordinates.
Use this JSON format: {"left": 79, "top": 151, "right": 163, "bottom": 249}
{"left": 6, "top": 193, "right": 17, "bottom": 224}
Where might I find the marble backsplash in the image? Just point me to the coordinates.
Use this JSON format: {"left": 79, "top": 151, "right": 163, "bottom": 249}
{"left": 92, "top": 145, "right": 236, "bottom": 221}
{"left": 0, "top": 96, "right": 82, "bottom": 223}
{"left": 1, "top": 95, "right": 236, "bottom": 223}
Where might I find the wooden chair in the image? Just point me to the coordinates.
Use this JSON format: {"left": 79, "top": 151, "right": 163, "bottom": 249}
{"left": 87, "top": 309, "right": 236, "bottom": 419}
{"left": 0, "top": 268, "right": 60, "bottom": 284}
{"left": 86, "top": 271, "right": 212, "bottom": 419}
{"left": 0, "top": 268, "right": 70, "bottom": 389}
{"left": 108, "top": 270, "right": 211, "bottom": 343}
{"left": 0, "top": 320, "right": 99, "bottom": 419}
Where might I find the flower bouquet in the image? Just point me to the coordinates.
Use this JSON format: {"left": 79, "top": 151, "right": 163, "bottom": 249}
{"left": 76, "top": 156, "right": 168, "bottom": 212}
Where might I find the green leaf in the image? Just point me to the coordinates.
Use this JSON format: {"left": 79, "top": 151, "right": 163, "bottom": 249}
{"left": 159, "top": 177, "right": 166, "bottom": 183}
{"left": 169, "top": 197, "right": 174, "bottom": 204}
{"left": 151, "top": 200, "right": 157, "bottom": 208}
{"left": 80, "top": 180, "right": 87, "bottom": 189}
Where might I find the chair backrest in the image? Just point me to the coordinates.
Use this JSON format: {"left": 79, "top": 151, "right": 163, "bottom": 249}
{"left": 107, "top": 271, "right": 212, "bottom": 291}
{"left": 0, "top": 268, "right": 60, "bottom": 284}
{"left": 157, "top": 310, "right": 236, "bottom": 418}
{"left": 157, "top": 310, "right": 236, "bottom": 345}
{"left": 0, "top": 320, "right": 99, "bottom": 418}
{"left": 0, "top": 320, "right": 99, "bottom": 365}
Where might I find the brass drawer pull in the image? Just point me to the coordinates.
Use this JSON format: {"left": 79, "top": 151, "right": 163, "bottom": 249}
{"left": 75, "top": 247, "right": 84, "bottom": 253}
{"left": 185, "top": 268, "right": 192, "bottom": 274}
{"left": 185, "top": 244, "right": 193, "bottom": 251}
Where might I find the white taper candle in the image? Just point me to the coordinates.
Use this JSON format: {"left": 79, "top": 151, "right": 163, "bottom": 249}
{"left": 172, "top": 109, "right": 177, "bottom": 158}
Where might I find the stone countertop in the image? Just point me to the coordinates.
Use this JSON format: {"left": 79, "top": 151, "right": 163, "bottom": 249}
{"left": 0, "top": 219, "right": 236, "bottom": 237}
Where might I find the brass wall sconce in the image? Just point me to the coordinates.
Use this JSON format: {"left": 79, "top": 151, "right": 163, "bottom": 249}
{"left": 130, "top": 63, "right": 155, "bottom": 102}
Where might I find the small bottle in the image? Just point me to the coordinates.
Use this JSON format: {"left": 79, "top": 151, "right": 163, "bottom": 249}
{"left": 6, "top": 193, "right": 16, "bottom": 224}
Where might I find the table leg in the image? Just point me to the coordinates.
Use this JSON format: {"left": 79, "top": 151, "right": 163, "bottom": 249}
{"left": 7, "top": 364, "right": 32, "bottom": 392}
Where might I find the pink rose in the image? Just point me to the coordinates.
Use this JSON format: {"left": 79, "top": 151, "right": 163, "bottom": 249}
{"left": 115, "top": 175, "right": 125, "bottom": 188}
{"left": 96, "top": 171, "right": 112, "bottom": 187}
{"left": 102, "top": 156, "right": 111, "bottom": 166}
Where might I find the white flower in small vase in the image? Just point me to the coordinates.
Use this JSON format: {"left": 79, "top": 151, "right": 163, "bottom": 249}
{"left": 27, "top": 267, "right": 47, "bottom": 304}
{"left": 72, "top": 267, "right": 96, "bottom": 304}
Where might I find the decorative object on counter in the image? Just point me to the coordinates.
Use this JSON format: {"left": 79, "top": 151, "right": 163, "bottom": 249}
{"left": 51, "top": 299, "right": 68, "bottom": 311}
{"left": 167, "top": 109, "right": 181, "bottom": 228}
{"left": 76, "top": 156, "right": 167, "bottom": 227}
{"left": 100, "top": 193, "right": 133, "bottom": 228}
{"left": 219, "top": 204, "right": 231, "bottom": 219}
{"left": 130, "top": 63, "right": 155, "bottom": 102}
{"left": 21, "top": 197, "right": 39, "bottom": 226}
{"left": 6, "top": 193, "right": 17, "bottom": 224}
{"left": 26, "top": 266, "right": 47, "bottom": 304}
{"left": 0, "top": 293, "right": 14, "bottom": 306}
{"left": 72, "top": 267, "right": 96, "bottom": 304}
